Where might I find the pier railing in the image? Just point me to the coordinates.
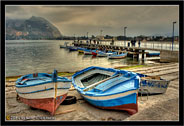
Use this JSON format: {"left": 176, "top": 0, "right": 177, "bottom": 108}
{"left": 75, "top": 41, "right": 179, "bottom": 51}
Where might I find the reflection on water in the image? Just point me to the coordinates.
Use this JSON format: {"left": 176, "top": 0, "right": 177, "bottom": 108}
{"left": 6, "top": 40, "right": 149, "bottom": 76}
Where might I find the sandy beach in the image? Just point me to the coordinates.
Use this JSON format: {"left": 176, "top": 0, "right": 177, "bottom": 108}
{"left": 5, "top": 62, "right": 179, "bottom": 121}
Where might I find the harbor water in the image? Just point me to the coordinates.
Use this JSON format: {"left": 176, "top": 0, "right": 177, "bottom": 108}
{"left": 6, "top": 40, "right": 160, "bottom": 77}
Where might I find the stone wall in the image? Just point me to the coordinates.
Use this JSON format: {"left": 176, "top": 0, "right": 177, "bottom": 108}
{"left": 160, "top": 50, "right": 179, "bottom": 62}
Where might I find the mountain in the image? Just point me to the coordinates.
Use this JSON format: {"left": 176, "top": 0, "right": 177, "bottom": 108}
{"left": 6, "top": 16, "right": 62, "bottom": 40}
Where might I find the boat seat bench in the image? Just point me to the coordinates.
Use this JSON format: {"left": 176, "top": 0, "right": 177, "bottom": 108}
{"left": 94, "top": 76, "right": 131, "bottom": 92}
{"left": 83, "top": 74, "right": 133, "bottom": 92}
{"left": 83, "top": 74, "right": 120, "bottom": 91}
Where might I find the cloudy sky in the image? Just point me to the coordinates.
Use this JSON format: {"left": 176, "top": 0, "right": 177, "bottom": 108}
{"left": 6, "top": 5, "right": 179, "bottom": 37}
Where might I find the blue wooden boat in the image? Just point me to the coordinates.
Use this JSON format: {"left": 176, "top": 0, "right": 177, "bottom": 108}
{"left": 77, "top": 47, "right": 86, "bottom": 53}
{"left": 72, "top": 66, "right": 140, "bottom": 115}
{"left": 67, "top": 46, "right": 78, "bottom": 51}
{"left": 16, "top": 70, "right": 71, "bottom": 115}
{"left": 83, "top": 49, "right": 92, "bottom": 55}
{"left": 108, "top": 52, "right": 128, "bottom": 59}
{"left": 84, "top": 49, "right": 97, "bottom": 55}
{"left": 96, "top": 51, "right": 116, "bottom": 57}
{"left": 146, "top": 53, "right": 160, "bottom": 57}
{"left": 91, "top": 50, "right": 99, "bottom": 56}
{"left": 137, "top": 73, "right": 170, "bottom": 95}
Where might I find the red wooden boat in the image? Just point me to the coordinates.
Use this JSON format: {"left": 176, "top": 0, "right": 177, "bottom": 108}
{"left": 16, "top": 70, "right": 71, "bottom": 115}
{"left": 92, "top": 51, "right": 98, "bottom": 56}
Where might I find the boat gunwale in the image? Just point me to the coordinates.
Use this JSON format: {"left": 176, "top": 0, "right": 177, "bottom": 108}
{"left": 82, "top": 90, "right": 138, "bottom": 101}
{"left": 16, "top": 79, "right": 71, "bottom": 88}
{"left": 16, "top": 73, "right": 71, "bottom": 88}
{"left": 108, "top": 52, "right": 128, "bottom": 58}
{"left": 137, "top": 73, "right": 170, "bottom": 82}
{"left": 16, "top": 87, "right": 70, "bottom": 94}
{"left": 72, "top": 66, "right": 140, "bottom": 97}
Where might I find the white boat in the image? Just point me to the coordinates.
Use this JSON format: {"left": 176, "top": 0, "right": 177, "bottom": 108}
{"left": 108, "top": 52, "right": 127, "bottom": 59}
{"left": 16, "top": 70, "right": 71, "bottom": 115}
{"left": 137, "top": 73, "right": 170, "bottom": 95}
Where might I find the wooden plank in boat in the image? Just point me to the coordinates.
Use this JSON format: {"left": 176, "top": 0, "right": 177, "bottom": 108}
{"left": 94, "top": 76, "right": 131, "bottom": 92}
{"left": 141, "top": 76, "right": 161, "bottom": 80}
{"left": 83, "top": 74, "right": 120, "bottom": 92}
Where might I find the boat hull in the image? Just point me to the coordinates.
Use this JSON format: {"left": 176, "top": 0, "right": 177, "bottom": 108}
{"left": 108, "top": 55, "right": 126, "bottom": 59}
{"left": 108, "top": 53, "right": 127, "bottom": 59}
{"left": 146, "top": 53, "right": 160, "bottom": 57}
{"left": 108, "top": 54, "right": 127, "bottom": 59}
{"left": 16, "top": 71, "right": 71, "bottom": 115}
{"left": 84, "top": 51, "right": 92, "bottom": 55}
{"left": 92, "top": 52, "right": 97, "bottom": 56}
{"left": 139, "top": 79, "right": 170, "bottom": 94}
{"left": 18, "top": 93, "right": 67, "bottom": 115}
{"left": 82, "top": 91, "right": 138, "bottom": 115}
{"left": 78, "top": 50, "right": 84, "bottom": 53}
{"left": 72, "top": 66, "right": 140, "bottom": 115}
{"left": 68, "top": 48, "right": 78, "bottom": 51}
{"left": 97, "top": 54, "right": 107, "bottom": 57}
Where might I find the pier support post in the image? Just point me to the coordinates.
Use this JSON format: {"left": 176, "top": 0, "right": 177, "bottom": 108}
{"left": 142, "top": 50, "right": 145, "bottom": 60}
{"left": 137, "top": 50, "right": 140, "bottom": 61}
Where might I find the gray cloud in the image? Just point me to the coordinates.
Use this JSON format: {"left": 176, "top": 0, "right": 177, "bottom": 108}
{"left": 5, "top": 5, "right": 179, "bottom": 37}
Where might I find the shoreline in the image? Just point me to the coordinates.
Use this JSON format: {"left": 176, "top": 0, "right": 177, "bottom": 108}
{"left": 5, "top": 62, "right": 179, "bottom": 121}
{"left": 5, "top": 63, "right": 157, "bottom": 81}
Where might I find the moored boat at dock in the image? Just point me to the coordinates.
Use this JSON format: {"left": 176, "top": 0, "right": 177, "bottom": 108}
{"left": 67, "top": 46, "right": 78, "bottom": 51}
{"left": 91, "top": 50, "right": 98, "bottom": 56}
{"left": 77, "top": 47, "right": 86, "bottom": 53}
{"left": 108, "top": 52, "right": 128, "bottom": 59}
{"left": 96, "top": 51, "right": 117, "bottom": 57}
{"left": 146, "top": 53, "right": 160, "bottom": 57}
{"left": 16, "top": 70, "right": 71, "bottom": 115}
{"left": 84, "top": 49, "right": 97, "bottom": 55}
{"left": 72, "top": 66, "right": 140, "bottom": 115}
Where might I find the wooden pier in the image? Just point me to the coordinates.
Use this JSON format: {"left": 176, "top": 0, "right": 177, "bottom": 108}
{"left": 73, "top": 41, "right": 179, "bottom": 62}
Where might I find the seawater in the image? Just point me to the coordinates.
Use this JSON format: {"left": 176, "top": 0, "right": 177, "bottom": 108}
{"left": 5, "top": 40, "right": 153, "bottom": 77}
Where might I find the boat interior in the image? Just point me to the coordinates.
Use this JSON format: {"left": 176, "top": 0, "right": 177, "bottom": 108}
{"left": 74, "top": 68, "right": 135, "bottom": 92}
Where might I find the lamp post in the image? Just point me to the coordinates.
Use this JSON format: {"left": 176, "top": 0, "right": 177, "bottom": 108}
{"left": 100, "top": 30, "right": 103, "bottom": 36}
{"left": 172, "top": 21, "right": 176, "bottom": 51}
{"left": 87, "top": 32, "right": 88, "bottom": 40}
{"left": 124, "top": 27, "right": 127, "bottom": 46}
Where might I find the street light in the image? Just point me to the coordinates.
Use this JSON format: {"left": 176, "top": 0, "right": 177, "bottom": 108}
{"left": 100, "top": 30, "right": 103, "bottom": 36}
{"left": 124, "top": 27, "right": 127, "bottom": 46}
{"left": 87, "top": 32, "right": 88, "bottom": 40}
{"left": 172, "top": 21, "right": 176, "bottom": 51}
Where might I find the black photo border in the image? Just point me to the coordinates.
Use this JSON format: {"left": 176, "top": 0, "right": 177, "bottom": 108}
{"left": 1, "top": 0, "right": 183, "bottom": 126}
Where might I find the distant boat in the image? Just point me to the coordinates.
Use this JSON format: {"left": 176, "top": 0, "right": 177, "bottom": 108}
{"left": 137, "top": 73, "right": 170, "bottom": 95}
{"left": 67, "top": 46, "right": 78, "bottom": 51}
{"left": 72, "top": 66, "right": 140, "bottom": 115}
{"left": 146, "top": 53, "right": 160, "bottom": 57}
{"left": 78, "top": 50, "right": 84, "bottom": 53}
{"left": 16, "top": 70, "right": 71, "bottom": 115}
{"left": 77, "top": 47, "right": 86, "bottom": 53}
{"left": 97, "top": 51, "right": 117, "bottom": 57}
{"left": 108, "top": 52, "right": 127, "bottom": 59}
{"left": 91, "top": 50, "right": 98, "bottom": 56}
{"left": 84, "top": 49, "right": 92, "bottom": 55}
{"left": 60, "top": 42, "right": 69, "bottom": 48}
{"left": 84, "top": 49, "right": 97, "bottom": 55}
